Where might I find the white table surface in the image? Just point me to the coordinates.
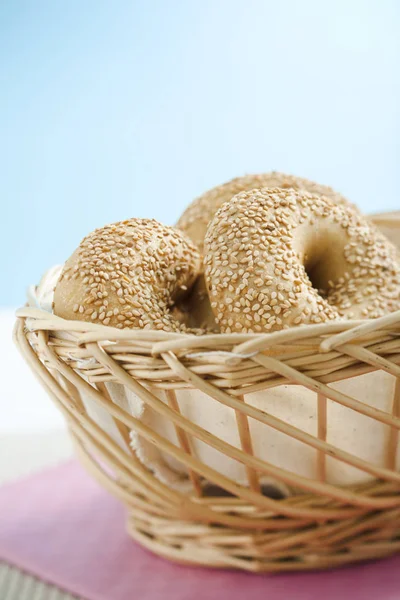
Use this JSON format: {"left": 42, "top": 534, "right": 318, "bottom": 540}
{"left": 0, "top": 309, "right": 73, "bottom": 485}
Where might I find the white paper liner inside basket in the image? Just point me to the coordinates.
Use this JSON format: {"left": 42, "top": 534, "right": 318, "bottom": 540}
{"left": 27, "top": 266, "right": 400, "bottom": 497}
{"left": 130, "top": 372, "right": 400, "bottom": 494}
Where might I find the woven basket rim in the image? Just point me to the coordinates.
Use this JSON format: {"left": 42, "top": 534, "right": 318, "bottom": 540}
{"left": 371, "top": 209, "right": 400, "bottom": 221}
{"left": 16, "top": 305, "right": 400, "bottom": 360}
{"left": 16, "top": 304, "right": 400, "bottom": 338}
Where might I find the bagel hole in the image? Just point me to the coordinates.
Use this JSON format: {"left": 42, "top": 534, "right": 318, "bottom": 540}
{"left": 173, "top": 274, "right": 218, "bottom": 331}
{"left": 300, "top": 226, "right": 347, "bottom": 295}
{"left": 305, "top": 261, "right": 328, "bottom": 293}
{"left": 302, "top": 245, "right": 333, "bottom": 295}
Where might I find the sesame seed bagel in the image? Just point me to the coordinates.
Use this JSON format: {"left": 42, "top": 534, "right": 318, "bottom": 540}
{"left": 204, "top": 188, "right": 400, "bottom": 333}
{"left": 53, "top": 218, "right": 202, "bottom": 332}
{"left": 177, "top": 172, "right": 352, "bottom": 253}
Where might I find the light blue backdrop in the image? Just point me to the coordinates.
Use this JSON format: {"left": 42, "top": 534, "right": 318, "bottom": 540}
{"left": 1, "top": 0, "right": 399, "bottom": 306}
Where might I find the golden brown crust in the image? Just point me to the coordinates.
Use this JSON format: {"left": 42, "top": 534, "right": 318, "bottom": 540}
{"left": 177, "top": 172, "right": 353, "bottom": 253}
{"left": 54, "top": 218, "right": 202, "bottom": 332}
{"left": 204, "top": 188, "right": 400, "bottom": 333}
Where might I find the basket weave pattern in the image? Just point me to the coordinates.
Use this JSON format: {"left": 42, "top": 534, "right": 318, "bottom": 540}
{"left": 14, "top": 304, "right": 400, "bottom": 572}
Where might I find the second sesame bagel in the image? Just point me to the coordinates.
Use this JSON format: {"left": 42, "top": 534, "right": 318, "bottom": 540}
{"left": 177, "top": 172, "right": 352, "bottom": 253}
{"left": 53, "top": 218, "right": 202, "bottom": 332}
{"left": 204, "top": 188, "right": 400, "bottom": 333}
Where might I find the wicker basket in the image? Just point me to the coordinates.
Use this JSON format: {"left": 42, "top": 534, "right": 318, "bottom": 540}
{"left": 370, "top": 211, "right": 400, "bottom": 248}
{"left": 13, "top": 211, "right": 400, "bottom": 573}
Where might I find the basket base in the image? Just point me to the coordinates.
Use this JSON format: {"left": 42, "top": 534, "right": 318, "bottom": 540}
{"left": 126, "top": 510, "right": 400, "bottom": 573}
{"left": 70, "top": 428, "right": 400, "bottom": 573}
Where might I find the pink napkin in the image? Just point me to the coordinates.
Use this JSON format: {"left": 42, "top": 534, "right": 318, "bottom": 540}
{"left": 0, "top": 460, "right": 399, "bottom": 600}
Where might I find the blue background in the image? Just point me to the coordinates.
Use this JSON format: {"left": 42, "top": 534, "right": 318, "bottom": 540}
{"left": 1, "top": 0, "right": 399, "bottom": 306}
